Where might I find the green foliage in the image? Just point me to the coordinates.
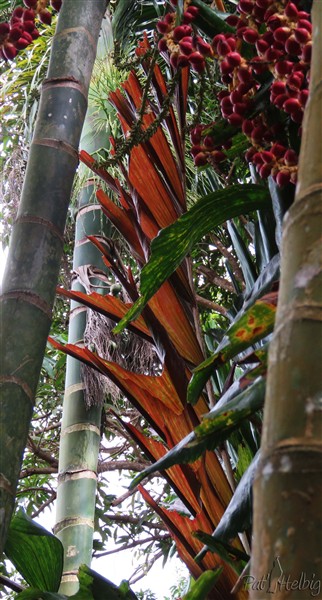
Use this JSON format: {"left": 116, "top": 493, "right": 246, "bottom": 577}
{"left": 181, "top": 568, "right": 223, "bottom": 600}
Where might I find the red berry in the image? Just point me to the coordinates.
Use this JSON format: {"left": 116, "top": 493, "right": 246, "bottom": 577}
{"left": 271, "top": 143, "right": 286, "bottom": 158}
{"left": 156, "top": 20, "right": 169, "bottom": 34}
{"left": 0, "top": 22, "right": 10, "bottom": 35}
{"left": 238, "top": 0, "right": 254, "bottom": 14}
{"left": 220, "top": 59, "right": 234, "bottom": 75}
{"left": 228, "top": 113, "right": 243, "bottom": 126}
{"left": 283, "top": 97, "right": 302, "bottom": 114}
{"left": 237, "top": 66, "right": 253, "bottom": 83}
{"left": 12, "top": 7, "right": 24, "bottom": 19}
{"left": 204, "top": 135, "right": 215, "bottom": 148}
{"left": 2, "top": 42, "right": 17, "bottom": 59}
{"left": 226, "top": 15, "right": 240, "bottom": 27}
{"left": 213, "top": 33, "right": 226, "bottom": 47}
{"left": 173, "top": 25, "right": 192, "bottom": 42}
{"left": 21, "top": 30, "right": 33, "bottom": 43}
{"left": 251, "top": 125, "right": 265, "bottom": 143}
{"left": 51, "top": 0, "right": 62, "bottom": 10}
{"left": 233, "top": 102, "right": 248, "bottom": 116}
{"left": 276, "top": 170, "right": 290, "bottom": 186}
{"left": 191, "top": 145, "right": 203, "bottom": 157}
{"left": 285, "top": 2, "right": 298, "bottom": 19}
{"left": 243, "top": 28, "right": 259, "bottom": 44}
{"left": 196, "top": 37, "right": 212, "bottom": 57}
{"left": 30, "top": 27, "right": 39, "bottom": 39}
{"left": 285, "top": 35, "right": 301, "bottom": 55}
{"left": 225, "top": 36, "right": 237, "bottom": 51}
{"left": 287, "top": 72, "right": 304, "bottom": 90}
{"left": 294, "top": 27, "right": 310, "bottom": 44}
{"left": 158, "top": 38, "right": 168, "bottom": 52}
{"left": 284, "top": 149, "right": 298, "bottom": 166}
{"left": 245, "top": 147, "right": 256, "bottom": 162}
{"left": 186, "top": 6, "right": 199, "bottom": 18}
{"left": 253, "top": 152, "right": 264, "bottom": 165}
{"left": 273, "top": 26, "right": 291, "bottom": 43}
{"left": 190, "top": 125, "right": 203, "bottom": 144}
{"left": 217, "top": 40, "right": 232, "bottom": 56}
{"left": 302, "top": 41, "right": 312, "bottom": 63}
{"left": 242, "top": 120, "right": 253, "bottom": 136}
{"left": 183, "top": 10, "right": 195, "bottom": 24}
{"left": 256, "top": 38, "right": 269, "bottom": 54}
{"left": 271, "top": 81, "right": 286, "bottom": 97}
{"left": 259, "top": 163, "right": 273, "bottom": 179}
{"left": 251, "top": 56, "right": 267, "bottom": 75}
{"left": 15, "top": 36, "right": 30, "bottom": 50}
{"left": 274, "top": 93, "right": 289, "bottom": 109}
{"left": 298, "top": 19, "right": 312, "bottom": 33}
{"left": 179, "top": 38, "right": 194, "bottom": 55}
{"left": 177, "top": 54, "right": 190, "bottom": 67}
{"left": 194, "top": 152, "right": 208, "bottom": 166}
{"left": 299, "top": 89, "right": 309, "bottom": 107}
{"left": 226, "top": 51, "right": 241, "bottom": 67}
{"left": 267, "top": 14, "right": 285, "bottom": 31}
{"left": 261, "top": 150, "right": 275, "bottom": 163}
{"left": 275, "top": 60, "right": 293, "bottom": 76}
{"left": 189, "top": 51, "right": 205, "bottom": 64}
{"left": 190, "top": 58, "right": 206, "bottom": 72}
{"left": 211, "top": 150, "right": 226, "bottom": 163}
{"left": 170, "top": 53, "right": 179, "bottom": 68}
{"left": 264, "top": 47, "right": 283, "bottom": 62}
{"left": 23, "top": 0, "right": 37, "bottom": 6}
{"left": 291, "top": 109, "right": 303, "bottom": 124}
{"left": 23, "top": 20, "right": 36, "bottom": 32}
{"left": 164, "top": 12, "right": 175, "bottom": 24}
{"left": 230, "top": 89, "right": 243, "bottom": 104}
{"left": 38, "top": 8, "right": 52, "bottom": 25}
{"left": 9, "top": 26, "right": 23, "bottom": 42}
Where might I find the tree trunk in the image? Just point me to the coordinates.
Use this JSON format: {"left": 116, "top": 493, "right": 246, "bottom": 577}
{"left": 250, "top": 5, "right": 322, "bottom": 599}
{"left": 0, "top": 0, "right": 106, "bottom": 555}
{"left": 54, "top": 18, "right": 113, "bottom": 595}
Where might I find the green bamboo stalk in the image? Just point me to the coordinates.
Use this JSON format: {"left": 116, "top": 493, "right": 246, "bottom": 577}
{"left": 250, "top": 5, "right": 322, "bottom": 598}
{"left": 0, "top": 0, "right": 107, "bottom": 555}
{"left": 54, "top": 19, "right": 113, "bottom": 595}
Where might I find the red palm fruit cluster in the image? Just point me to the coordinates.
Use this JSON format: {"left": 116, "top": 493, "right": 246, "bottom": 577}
{"left": 235, "top": 0, "right": 311, "bottom": 125}
{"left": 246, "top": 141, "right": 298, "bottom": 185}
{"left": 190, "top": 123, "right": 228, "bottom": 167}
{"left": 0, "top": 6, "right": 38, "bottom": 60}
{"left": 157, "top": 2, "right": 211, "bottom": 72}
{"left": 186, "top": 0, "right": 311, "bottom": 186}
{"left": 0, "top": 0, "right": 62, "bottom": 61}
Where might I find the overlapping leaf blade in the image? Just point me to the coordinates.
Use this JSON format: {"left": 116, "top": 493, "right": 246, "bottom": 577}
{"left": 114, "top": 184, "right": 270, "bottom": 333}
{"left": 4, "top": 509, "right": 63, "bottom": 592}
{"left": 130, "top": 378, "right": 265, "bottom": 488}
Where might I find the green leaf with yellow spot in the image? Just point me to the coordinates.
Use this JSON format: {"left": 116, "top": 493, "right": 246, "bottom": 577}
{"left": 188, "top": 293, "right": 277, "bottom": 404}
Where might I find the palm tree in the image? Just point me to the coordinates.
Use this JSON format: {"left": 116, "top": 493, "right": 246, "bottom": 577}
{"left": 0, "top": 0, "right": 106, "bottom": 554}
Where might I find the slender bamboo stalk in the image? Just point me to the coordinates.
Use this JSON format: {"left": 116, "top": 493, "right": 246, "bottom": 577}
{"left": 250, "top": 5, "right": 322, "bottom": 598}
{"left": 0, "top": 0, "right": 106, "bottom": 555}
{"left": 54, "top": 19, "right": 113, "bottom": 594}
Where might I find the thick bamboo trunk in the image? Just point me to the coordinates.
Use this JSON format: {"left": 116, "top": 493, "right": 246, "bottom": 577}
{"left": 250, "top": 5, "right": 322, "bottom": 599}
{"left": 0, "top": 0, "right": 106, "bottom": 555}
